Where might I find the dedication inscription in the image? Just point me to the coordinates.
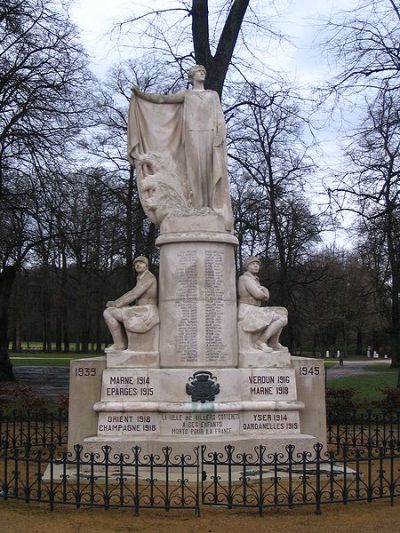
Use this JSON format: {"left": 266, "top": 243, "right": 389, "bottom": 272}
{"left": 248, "top": 369, "right": 297, "bottom": 401}
{"left": 161, "top": 412, "right": 240, "bottom": 436}
{"left": 98, "top": 412, "right": 160, "bottom": 435}
{"left": 241, "top": 411, "right": 300, "bottom": 434}
{"left": 175, "top": 250, "right": 198, "bottom": 363}
{"left": 205, "top": 250, "right": 226, "bottom": 361}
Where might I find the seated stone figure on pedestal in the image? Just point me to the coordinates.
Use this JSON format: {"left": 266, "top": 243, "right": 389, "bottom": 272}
{"left": 103, "top": 256, "right": 159, "bottom": 354}
{"left": 238, "top": 257, "right": 288, "bottom": 354}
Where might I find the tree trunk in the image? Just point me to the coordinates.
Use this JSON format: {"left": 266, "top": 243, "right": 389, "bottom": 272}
{"left": 356, "top": 327, "right": 363, "bottom": 356}
{"left": 391, "top": 278, "right": 400, "bottom": 370}
{"left": 0, "top": 266, "right": 16, "bottom": 381}
{"left": 55, "top": 308, "right": 62, "bottom": 352}
{"left": 125, "top": 165, "right": 135, "bottom": 288}
{"left": 192, "top": 0, "right": 251, "bottom": 97}
{"left": 61, "top": 249, "right": 69, "bottom": 353}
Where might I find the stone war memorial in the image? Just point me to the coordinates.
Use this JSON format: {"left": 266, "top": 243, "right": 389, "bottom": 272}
{"left": 68, "top": 65, "right": 326, "bottom": 457}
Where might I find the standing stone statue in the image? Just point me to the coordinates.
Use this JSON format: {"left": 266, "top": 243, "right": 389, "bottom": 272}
{"left": 238, "top": 257, "right": 288, "bottom": 353}
{"left": 128, "top": 65, "right": 233, "bottom": 231}
{"left": 103, "top": 257, "right": 159, "bottom": 353}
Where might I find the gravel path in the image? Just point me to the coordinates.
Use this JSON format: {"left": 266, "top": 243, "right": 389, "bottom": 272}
{"left": 326, "top": 359, "right": 392, "bottom": 379}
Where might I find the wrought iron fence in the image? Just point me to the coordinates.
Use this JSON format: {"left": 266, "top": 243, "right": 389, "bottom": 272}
{"left": 0, "top": 410, "right": 68, "bottom": 447}
{"left": 327, "top": 411, "right": 400, "bottom": 451}
{"left": 0, "top": 441, "right": 200, "bottom": 513}
{"left": 1, "top": 439, "right": 400, "bottom": 515}
{"left": 1, "top": 411, "right": 400, "bottom": 514}
{"left": 201, "top": 443, "right": 400, "bottom": 513}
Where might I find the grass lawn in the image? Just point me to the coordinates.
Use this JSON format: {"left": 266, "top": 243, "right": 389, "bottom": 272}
{"left": 324, "top": 360, "right": 339, "bottom": 367}
{"left": 327, "top": 373, "right": 398, "bottom": 403}
{"left": 363, "top": 363, "right": 398, "bottom": 372}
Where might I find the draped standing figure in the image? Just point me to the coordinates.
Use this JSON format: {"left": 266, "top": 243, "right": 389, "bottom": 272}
{"left": 128, "top": 65, "right": 233, "bottom": 231}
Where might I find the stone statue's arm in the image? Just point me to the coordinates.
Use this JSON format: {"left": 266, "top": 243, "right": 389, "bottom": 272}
{"left": 110, "top": 276, "right": 153, "bottom": 308}
{"left": 132, "top": 86, "right": 185, "bottom": 104}
{"left": 245, "top": 277, "right": 269, "bottom": 302}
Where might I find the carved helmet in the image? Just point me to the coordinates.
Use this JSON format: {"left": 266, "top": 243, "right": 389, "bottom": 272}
{"left": 133, "top": 256, "right": 149, "bottom": 267}
{"left": 244, "top": 256, "right": 261, "bottom": 269}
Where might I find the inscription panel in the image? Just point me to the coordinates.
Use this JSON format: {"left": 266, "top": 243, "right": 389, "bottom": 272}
{"left": 101, "top": 370, "right": 155, "bottom": 401}
{"left": 241, "top": 411, "right": 300, "bottom": 434}
{"left": 161, "top": 412, "right": 240, "bottom": 437}
{"left": 204, "top": 250, "right": 227, "bottom": 363}
{"left": 175, "top": 250, "right": 198, "bottom": 363}
{"left": 97, "top": 410, "right": 301, "bottom": 437}
{"left": 98, "top": 412, "right": 161, "bottom": 436}
{"left": 159, "top": 239, "right": 238, "bottom": 368}
{"left": 248, "top": 369, "right": 297, "bottom": 401}
{"left": 173, "top": 248, "right": 231, "bottom": 365}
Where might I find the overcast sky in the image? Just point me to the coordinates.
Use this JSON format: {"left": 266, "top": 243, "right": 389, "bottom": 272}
{"left": 70, "top": 0, "right": 359, "bottom": 245}
{"left": 70, "top": 0, "right": 356, "bottom": 84}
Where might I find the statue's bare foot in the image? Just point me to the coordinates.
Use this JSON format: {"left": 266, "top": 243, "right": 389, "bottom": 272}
{"left": 255, "top": 341, "right": 273, "bottom": 353}
{"left": 105, "top": 344, "right": 126, "bottom": 352}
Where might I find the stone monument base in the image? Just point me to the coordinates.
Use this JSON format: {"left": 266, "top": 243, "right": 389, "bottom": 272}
{"left": 68, "top": 356, "right": 327, "bottom": 458}
{"left": 239, "top": 349, "right": 291, "bottom": 368}
{"left": 83, "top": 433, "right": 318, "bottom": 458}
{"left": 105, "top": 349, "right": 159, "bottom": 368}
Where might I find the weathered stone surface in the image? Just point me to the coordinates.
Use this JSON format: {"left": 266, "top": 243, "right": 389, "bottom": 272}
{"left": 103, "top": 257, "right": 160, "bottom": 364}
{"left": 128, "top": 65, "right": 233, "bottom": 231}
{"left": 68, "top": 357, "right": 105, "bottom": 449}
{"left": 67, "top": 65, "right": 327, "bottom": 459}
{"left": 292, "top": 357, "right": 327, "bottom": 445}
{"left": 239, "top": 349, "right": 291, "bottom": 368}
{"left": 157, "top": 220, "right": 238, "bottom": 368}
{"left": 83, "top": 434, "right": 318, "bottom": 459}
{"left": 106, "top": 349, "right": 159, "bottom": 368}
{"left": 238, "top": 257, "right": 288, "bottom": 359}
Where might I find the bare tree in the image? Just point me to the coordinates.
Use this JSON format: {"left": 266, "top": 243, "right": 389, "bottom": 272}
{"left": 331, "top": 85, "right": 400, "bottom": 370}
{"left": 118, "top": 0, "right": 284, "bottom": 97}
{"left": 322, "top": 0, "right": 400, "bottom": 97}
{"left": 0, "top": 0, "right": 93, "bottom": 379}
{"left": 228, "top": 83, "right": 320, "bottom": 287}
{"left": 227, "top": 82, "right": 323, "bottom": 349}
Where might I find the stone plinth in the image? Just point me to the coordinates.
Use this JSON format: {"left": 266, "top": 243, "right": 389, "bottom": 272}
{"left": 68, "top": 357, "right": 327, "bottom": 456}
{"left": 85, "top": 365, "right": 311, "bottom": 455}
{"left": 292, "top": 356, "right": 327, "bottom": 445}
{"left": 68, "top": 357, "right": 105, "bottom": 448}
{"left": 105, "top": 349, "right": 159, "bottom": 368}
{"left": 239, "top": 348, "right": 291, "bottom": 368}
{"left": 157, "top": 214, "right": 238, "bottom": 368}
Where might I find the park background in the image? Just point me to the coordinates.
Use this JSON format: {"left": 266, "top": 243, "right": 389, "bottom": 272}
{"left": 2, "top": 3, "right": 400, "bottom": 527}
{"left": 1, "top": 0, "right": 400, "bottom": 390}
